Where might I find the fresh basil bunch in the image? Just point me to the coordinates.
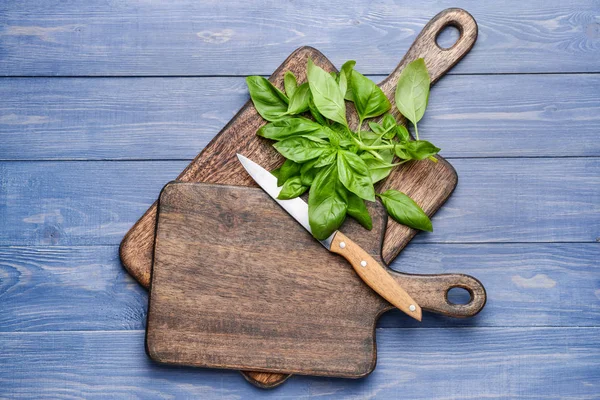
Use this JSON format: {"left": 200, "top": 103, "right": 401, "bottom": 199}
{"left": 246, "top": 58, "right": 439, "bottom": 240}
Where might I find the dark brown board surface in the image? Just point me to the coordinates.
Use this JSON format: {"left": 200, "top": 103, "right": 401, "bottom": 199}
{"left": 146, "top": 183, "right": 486, "bottom": 377}
{"left": 124, "top": 8, "right": 478, "bottom": 387}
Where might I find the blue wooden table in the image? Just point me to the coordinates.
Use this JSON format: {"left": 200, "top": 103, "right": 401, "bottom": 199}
{"left": 1, "top": 1, "right": 599, "bottom": 398}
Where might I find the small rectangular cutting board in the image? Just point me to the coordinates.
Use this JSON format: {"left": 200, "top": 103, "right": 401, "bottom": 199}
{"left": 125, "top": 8, "right": 478, "bottom": 387}
{"left": 146, "top": 183, "right": 485, "bottom": 377}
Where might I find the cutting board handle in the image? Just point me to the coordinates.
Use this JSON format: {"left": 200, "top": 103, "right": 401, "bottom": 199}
{"left": 381, "top": 8, "right": 477, "bottom": 88}
{"left": 391, "top": 271, "right": 486, "bottom": 318}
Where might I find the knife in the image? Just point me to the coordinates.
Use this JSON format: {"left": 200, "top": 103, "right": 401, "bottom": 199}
{"left": 237, "top": 154, "right": 422, "bottom": 321}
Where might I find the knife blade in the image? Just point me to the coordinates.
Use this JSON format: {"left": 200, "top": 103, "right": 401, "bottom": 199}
{"left": 237, "top": 154, "right": 422, "bottom": 321}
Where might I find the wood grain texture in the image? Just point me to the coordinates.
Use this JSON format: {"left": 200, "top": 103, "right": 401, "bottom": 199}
{"left": 1, "top": 244, "right": 598, "bottom": 333}
{"left": 121, "top": 8, "right": 478, "bottom": 292}
{"left": 2, "top": 74, "right": 599, "bottom": 160}
{"left": 146, "top": 183, "right": 485, "bottom": 377}
{"left": 1, "top": 159, "right": 597, "bottom": 247}
{"left": 1, "top": 0, "right": 599, "bottom": 76}
{"left": 128, "top": 11, "right": 472, "bottom": 384}
{"left": 1, "top": 329, "right": 598, "bottom": 398}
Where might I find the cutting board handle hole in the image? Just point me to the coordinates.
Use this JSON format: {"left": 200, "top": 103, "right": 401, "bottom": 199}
{"left": 436, "top": 24, "right": 461, "bottom": 50}
{"left": 446, "top": 287, "right": 472, "bottom": 305}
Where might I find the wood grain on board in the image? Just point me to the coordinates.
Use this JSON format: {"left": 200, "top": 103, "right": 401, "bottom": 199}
{"left": 146, "top": 183, "right": 485, "bottom": 376}
{"left": 123, "top": 8, "right": 478, "bottom": 386}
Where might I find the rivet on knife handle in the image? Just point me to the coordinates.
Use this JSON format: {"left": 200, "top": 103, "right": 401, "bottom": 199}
{"left": 330, "top": 231, "right": 422, "bottom": 321}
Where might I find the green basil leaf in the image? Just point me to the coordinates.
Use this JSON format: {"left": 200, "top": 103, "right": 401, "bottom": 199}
{"left": 246, "top": 76, "right": 289, "bottom": 121}
{"left": 300, "top": 159, "right": 322, "bottom": 186}
{"left": 271, "top": 167, "right": 281, "bottom": 179}
{"left": 360, "top": 153, "right": 395, "bottom": 183}
{"left": 394, "top": 58, "right": 430, "bottom": 126}
{"left": 308, "top": 95, "right": 328, "bottom": 125}
{"left": 359, "top": 130, "right": 381, "bottom": 146}
{"left": 337, "top": 149, "right": 375, "bottom": 201}
{"left": 338, "top": 60, "right": 356, "bottom": 100}
{"left": 394, "top": 145, "right": 410, "bottom": 160}
{"left": 379, "top": 148, "right": 394, "bottom": 163}
{"left": 378, "top": 190, "right": 432, "bottom": 232}
{"left": 277, "top": 159, "right": 301, "bottom": 186}
{"left": 273, "top": 137, "right": 330, "bottom": 163}
{"left": 307, "top": 59, "right": 347, "bottom": 126}
{"left": 257, "top": 117, "right": 324, "bottom": 141}
{"left": 313, "top": 148, "right": 337, "bottom": 168}
{"left": 277, "top": 176, "right": 308, "bottom": 200}
{"left": 396, "top": 125, "right": 410, "bottom": 142}
{"left": 286, "top": 82, "right": 311, "bottom": 115}
{"left": 350, "top": 69, "right": 391, "bottom": 121}
{"left": 308, "top": 163, "right": 348, "bottom": 240}
{"left": 404, "top": 140, "right": 440, "bottom": 160}
{"left": 347, "top": 192, "right": 372, "bottom": 230}
{"left": 284, "top": 71, "right": 298, "bottom": 98}
{"left": 368, "top": 121, "right": 385, "bottom": 135}
{"left": 340, "top": 61, "right": 357, "bottom": 102}
{"left": 382, "top": 114, "right": 396, "bottom": 130}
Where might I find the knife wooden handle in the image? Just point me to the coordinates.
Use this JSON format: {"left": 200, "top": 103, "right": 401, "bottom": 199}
{"left": 330, "top": 231, "right": 422, "bottom": 321}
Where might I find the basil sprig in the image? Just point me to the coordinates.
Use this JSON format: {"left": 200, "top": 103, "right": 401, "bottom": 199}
{"left": 247, "top": 58, "right": 438, "bottom": 240}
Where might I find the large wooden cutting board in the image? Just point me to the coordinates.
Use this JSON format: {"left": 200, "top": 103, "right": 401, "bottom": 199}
{"left": 146, "top": 183, "right": 486, "bottom": 377}
{"left": 124, "top": 8, "right": 478, "bottom": 387}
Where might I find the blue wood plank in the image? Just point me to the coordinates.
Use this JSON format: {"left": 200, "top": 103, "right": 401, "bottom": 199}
{"left": 0, "top": 244, "right": 598, "bottom": 332}
{"left": 0, "top": 329, "right": 598, "bottom": 398}
{"left": 1, "top": 74, "right": 599, "bottom": 160}
{"left": 1, "top": 1, "right": 599, "bottom": 76}
{"left": 0, "top": 159, "right": 597, "bottom": 246}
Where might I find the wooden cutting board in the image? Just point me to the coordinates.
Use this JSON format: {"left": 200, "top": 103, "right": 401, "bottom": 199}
{"left": 146, "top": 183, "right": 486, "bottom": 377}
{"left": 124, "top": 8, "right": 478, "bottom": 387}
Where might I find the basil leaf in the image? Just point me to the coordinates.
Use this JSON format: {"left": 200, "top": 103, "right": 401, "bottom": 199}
{"left": 337, "top": 150, "right": 375, "bottom": 201}
{"left": 359, "top": 130, "right": 381, "bottom": 146}
{"left": 308, "top": 163, "right": 348, "bottom": 240}
{"left": 271, "top": 167, "right": 281, "bottom": 179}
{"left": 257, "top": 118, "right": 324, "bottom": 141}
{"left": 277, "top": 159, "right": 301, "bottom": 186}
{"left": 368, "top": 121, "right": 385, "bottom": 135}
{"left": 350, "top": 69, "right": 391, "bottom": 121}
{"left": 377, "top": 190, "right": 432, "bottom": 232}
{"left": 308, "top": 96, "right": 328, "bottom": 125}
{"left": 379, "top": 148, "right": 394, "bottom": 163}
{"left": 286, "top": 82, "right": 311, "bottom": 115}
{"left": 347, "top": 192, "right": 372, "bottom": 230}
{"left": 246, "top": 76, "right": 289, "bottom": 121}
{"left": 300, "top": 159, "right": 322, "bottom": 186}
{"left": 307, "top": 59, "right": 347, "bottom": 126}
{"left": 277, "top": 176, "right": 308, "bottom": 200}
{"left": 396, "top": 125, "right": 410, "bottom": 142}
{"left": 313, "top": 148, "right": 337, "bottom": 168}
{"left": 284, "top": 71, "right": 298, "bottom": 98}
{"left": 394, "top": 145, "right": 410, "bottom": 160}
{"left": 273, "top": 137, "right": 330, "bottom": 163}
{"left": 341, "top": 61, "right": 357, "bottom": 102}
{"left": 338, "top": 60, "right": 356, "bottom": 99}
{"left": 404, "top": 140, "right": 440, "bottom": 160}
{"left": 382, "top": 114, "right": 396, "bottom": 131}
{"left": 360, "top": 153, "right": 395, "bottom": 183}
{"left": 394, "top": 58, "right": 430, "bottom": 126}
